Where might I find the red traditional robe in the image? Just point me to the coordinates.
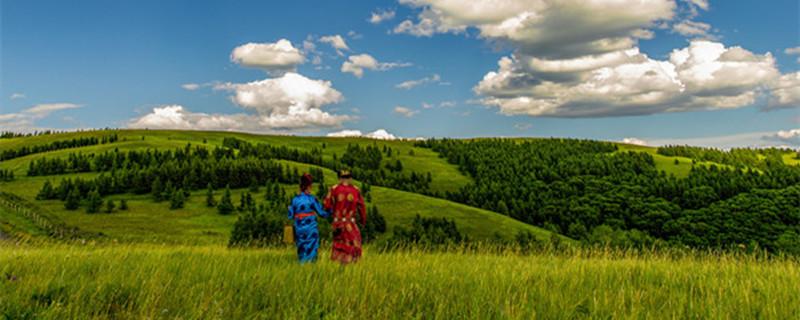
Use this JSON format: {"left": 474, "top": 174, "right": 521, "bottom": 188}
{"left": 323, "top": 183, "right": 366, "bottom": 264}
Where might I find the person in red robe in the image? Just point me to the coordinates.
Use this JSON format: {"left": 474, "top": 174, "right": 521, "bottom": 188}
{"left": 323, "top": 169, "right": 366, "bottom": 264}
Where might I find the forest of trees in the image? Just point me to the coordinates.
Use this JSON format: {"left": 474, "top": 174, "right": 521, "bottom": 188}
{"left": 0, "top": 133, "right": 118, "bottom": 161}
{"left": 417, "top": 138, "right": 800, "bottom": 252}
{"left": 657, "top": 145, "right": 791, "bottom": 169}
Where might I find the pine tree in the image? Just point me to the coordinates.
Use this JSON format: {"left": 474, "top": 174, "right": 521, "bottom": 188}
{"left": 86, "top": 189, "right": 103, "bottom": 214}
{"left": 218, "top": 185, "right": 234, "bottom": 215}
{"left": 163, "top": 180, "right": 175, "bottom": 202}
{"left": 37, "top": 180, "right": 54, "bottom": 200}
{"left": 170, "top": 188, "right": 186, "bottom": 209}
{"left": 104, "top": 199, "right": 116, "bottom": 213}
{"left": 64, "top": 187, "right": 81, "bottom": 210}
{"left": 317, "top": 181, "right": 327, "bottom": 199}
{"left": 205, "top": 183, "right": 217, "bottom": 207}
{"left": 119, "top": 199, "right": 129, "bottom": 210}
{"left": 248, "top": 177, "right": 259, "bottom": 192}
{"left": 151, "top": 177, "right": 164, "bottom": 202}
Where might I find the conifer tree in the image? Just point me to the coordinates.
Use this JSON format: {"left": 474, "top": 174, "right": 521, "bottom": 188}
{"left": 86, "top": 189, "right": 103, "bottom": 213}
{"left": 104, "top": 199, "right": 116, "bottom": 213}
{"left": 205, "top": 183, "right": 217, "bottom": 207}
{"left": 64, "top": 186, "right": 81, "bottom": 210}
{"left": 119, "top": 199, "right": 129, "bottom": 210}
{"left": 170, "top": 188, "right": 186, "bottom": 209}
{"left": 151, "top": 177, "right": 164, "bottom": 202}
{"left": 218, "top": 185, "right": 234, "bottom": 215}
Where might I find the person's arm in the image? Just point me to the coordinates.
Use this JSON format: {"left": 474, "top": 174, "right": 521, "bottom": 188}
{"left": 287, "top": 200, "right": 294, "bottom": 220}
{"left": 313, "top": 197, "right": 329, "bottom": 218}
{"left": 356, "top": 190, "right": 366, "bottom": 225}
{"left": 323, "top": 186, "right": 335, "bottom": 211}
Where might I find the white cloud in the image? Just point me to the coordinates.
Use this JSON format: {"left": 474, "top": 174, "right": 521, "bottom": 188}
{"left": 672, "top": 20, "right": 714, "bottom": 38}
{"left": 768, "top": 72, "right": 800, "bottom": 109}
{"left": 341, "top": 54, "right": 411, "bottom": 78}
{"left": 212, "top": 72, "right": 350, "bottom": 129}
{"left": 319, "top": 35, "right": 350, "bottom": 55}
{"left": 370, "top": 9, "right": 396, "bottom": 24}
{"left": 24, "top": 103, "right": 82, "bottom": 118}
{"left": 181, "top": 83, "right": 201, "bottom": 91}
{"left": 0, "top": 102, "right": 82, "bottom": 131}
{"left": 395, "top": 0, "right": 675, "bottom": 58}
{"left": 395, "top": 74, "right": 441, "bottom": 89}
{"left": 365, "top": 129, "right": 398, "bottom": 140}
{"left": 230, "top": 39, "right": 305, "bottom": 74}
{"left": 763, "top": 129, "right": 800, "bottom": 146}
{"left": 347, "top": 30, "right": 363, "bottom": 39}
{"left": 393, "top": 106, "right": 419, "bottom": 118}
{"left": 9, "top": 93, "right": 25, "bottom": 100}
{"left": 439, "top": 101, "right": 456, "bottom": 107}
{"left": 327, "top": 129, "right": 364, "bottom": 137}
{"left": 785, "top": 47, "right": 800, "bottom": 63}
{"left": 327, "top": 128, "right": 400, "bottom": 140}
{"left": 475, "top": 41, "right": 781, "bottom": 117}
{"left": 621, "top": 137, "right": 648, "bottom": 146}
{"left": 422, "top": 102, "right": 435, "bottom": 109}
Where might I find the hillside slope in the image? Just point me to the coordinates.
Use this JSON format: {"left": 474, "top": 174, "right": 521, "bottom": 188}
{"left": 0, "top": 130, "right": 558, "bottom": 244}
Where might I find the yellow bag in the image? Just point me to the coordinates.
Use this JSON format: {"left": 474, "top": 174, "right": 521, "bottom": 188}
{"left": 283, "top": 225, "right": 294, "bottom": 244}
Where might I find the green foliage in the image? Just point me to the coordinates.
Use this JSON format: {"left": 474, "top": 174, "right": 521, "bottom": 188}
{"left": 0, "top": 168, "right": 14, "bottom": 181}
{"left": 361, "top": 205, "right": 387, "bottom": 243}
{"left": 217, "top": 186, "right": 234, "bottom": 215}
{"left": 86, "top": 189, "right": 103, "bottom": 214}
{"left": 388, "top": 215, "right": 465, "bottom": 247}
{"left": 205, "top": 183, "right": 216, "bottom": 207}
{"left": 228, "top": 202, "right": 284, "bottom": 247}
{"left": 420, "top": 138, "right": 800, "bottom": 252}
{"left": 104, "top": 199, "right": 116, "bottom": 213}
{"left": 64, "top": 187, "right": 81, "bottom": 210}
{"left": 119, "top": 199, "right": 128, "bottom": 211}
{"left": 151, "top": 177, "right": 164, "bottom": 202}
{"left": 170, "top": 189, "right": 186, "bottom": 210}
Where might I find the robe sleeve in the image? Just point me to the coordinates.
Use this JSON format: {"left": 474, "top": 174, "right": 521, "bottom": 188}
{"left": 313, "top": 197, "right": 329, "bottom": 218}
{"left": 287, "top": 199, "right": 294, "bottom": 220}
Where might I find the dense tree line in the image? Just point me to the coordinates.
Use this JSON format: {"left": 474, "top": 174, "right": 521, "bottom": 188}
{"left": 417, "top": 138, "right": 800, "bottom": 252}
{"left": 657, "top": 145, "right": 790, "bottom": 169}
{"left": 1, "top": 133, "right": 118, "bottom": 161}
{"left": 223, "top": 137, "right": 432, "bottom": 193}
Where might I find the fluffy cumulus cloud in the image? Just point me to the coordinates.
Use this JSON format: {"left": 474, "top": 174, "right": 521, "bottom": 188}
{"left": 767, "top": 72, "right": 800, "bottom": 109}
{"left": 230, "top": 39, "right": 304, "bottom": 74}
{"left": 319, "top": 35, "right": 350, "bottom": 55}
{"left": 133, "top": 73, "right": 351, "bottom": 131}
{"left": 393, "top": 106, "right": 419, "bottom": 118}
{"left": 327, "top": 128, "right": 399, "bottom": 140}
{"left": 786, "top": 47, "right": 800, "bottom": 63}
{"left": 9, "top": 93, "right": 25, "bottom": 100}
{"left": 395, "top": 0, "right": 794, "bottom": 118}
{"left": 341, "top": 54, "right": 411, "bottom": 78}
{"left": 139, "top": 40, "right": 354, "bottom": 132}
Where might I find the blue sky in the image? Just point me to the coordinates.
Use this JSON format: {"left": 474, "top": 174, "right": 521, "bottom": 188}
{"left": 1, "top": 0, "right": 798, "bottom": 147}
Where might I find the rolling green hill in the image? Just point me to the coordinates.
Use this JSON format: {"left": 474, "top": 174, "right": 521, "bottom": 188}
{"left": 0, "top": 129, "right": 557, "bottom": 245}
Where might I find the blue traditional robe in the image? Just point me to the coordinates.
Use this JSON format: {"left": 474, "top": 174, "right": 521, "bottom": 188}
{"left": 288, "top": 192, "right": 329, "bottom": 263}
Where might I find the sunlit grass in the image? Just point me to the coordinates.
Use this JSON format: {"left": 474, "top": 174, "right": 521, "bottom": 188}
{"left": 0, "top": 243, "right": 797, "bottom": 319}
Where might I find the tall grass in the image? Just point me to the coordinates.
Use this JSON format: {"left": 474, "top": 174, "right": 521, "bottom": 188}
{"left": 1, "top": 243, "right": 797, "bottom": 319}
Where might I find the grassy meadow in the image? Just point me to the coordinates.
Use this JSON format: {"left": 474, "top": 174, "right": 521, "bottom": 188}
{"left": 1, "top": 243, "right": 798, "bottom": 319}
{"left": 2, "top": 130, "right": 799, "bottom": 319}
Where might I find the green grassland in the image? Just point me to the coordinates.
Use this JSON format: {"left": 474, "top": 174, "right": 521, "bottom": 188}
{"left": 0, "top": 130, "right": 556, "bottom": 244}
{"left": 0, "top": 244, "right": 797, "bottom": 319}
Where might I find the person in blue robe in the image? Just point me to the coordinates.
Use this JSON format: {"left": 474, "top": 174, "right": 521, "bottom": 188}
{"left": 288, "top": 173, "right": 329, "bottom": 263}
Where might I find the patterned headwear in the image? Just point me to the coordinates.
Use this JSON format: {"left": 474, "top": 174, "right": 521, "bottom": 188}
{"left": 300, "top": 173, "right": 313, "bottom": 191}
{"left": 338, "top": 169, "right": 352, "bottom": 179}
